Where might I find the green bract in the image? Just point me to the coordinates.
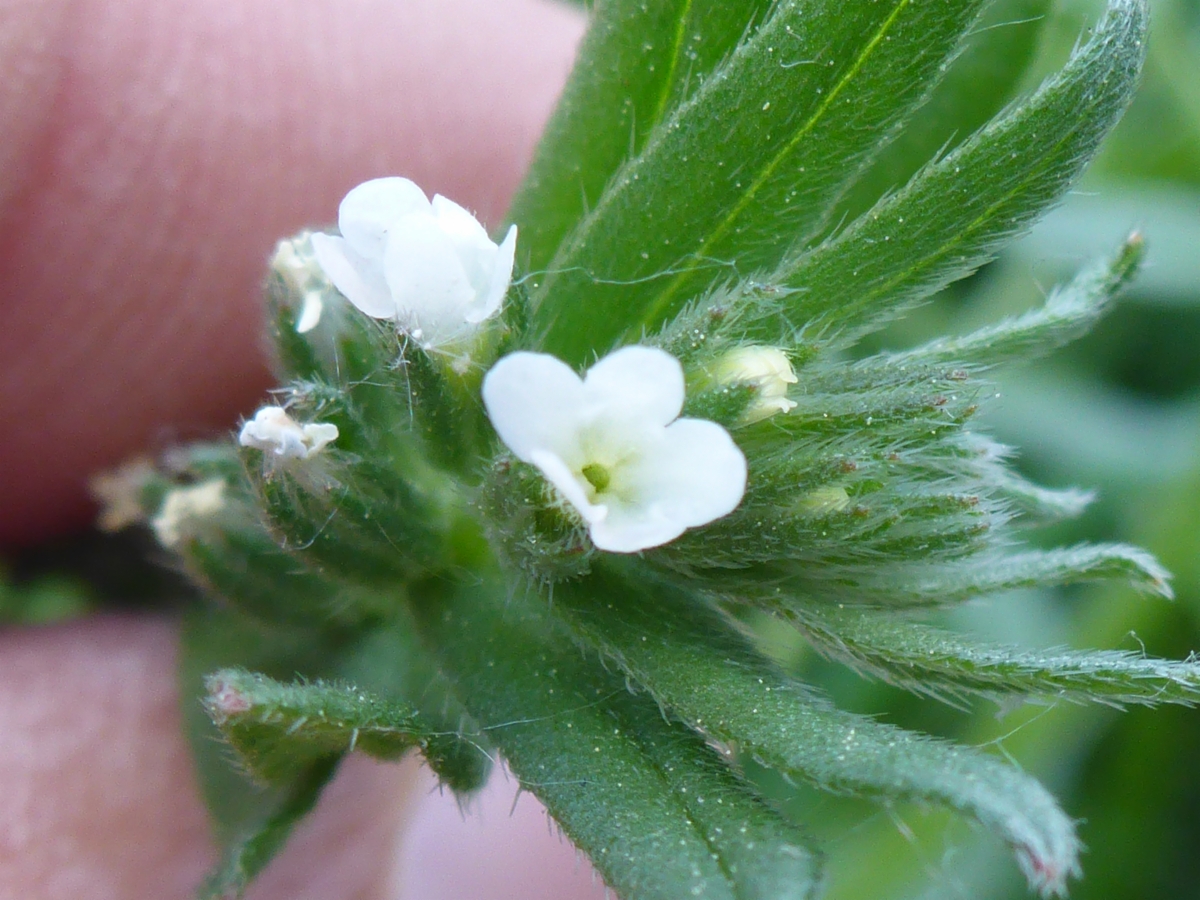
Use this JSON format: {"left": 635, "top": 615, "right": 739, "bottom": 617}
{"left": 122, "top": 0, "right": 1200, "bottom": 896}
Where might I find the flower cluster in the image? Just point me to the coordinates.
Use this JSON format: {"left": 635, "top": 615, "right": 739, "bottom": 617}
{"left": 312, "top": 179, "right": 750, "bottom": 553}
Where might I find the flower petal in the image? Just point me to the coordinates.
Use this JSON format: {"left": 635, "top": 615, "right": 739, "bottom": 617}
{"left": 383, "top": 214, "right": 475, "bottom": 341}
{"left": 583, "top": 346, "right": 685, "bottom": 427}
{"left": 469, "top": 223, "right": 517, "bottom": 324}
{"left": 531, "top": 449, "right": 607, "bottom": 525}
{"left": 311, "top": 233, "right": 395, "bottom": 319}
{"left": 338, "top": 177, "right": 429, "bottom": 258}
{"left": 625, "top": 417, "right": 747, "bottom": 529}
{"left": 589, "top": 503, "right": 684, "bottom": 553}
{"left": 430, "top": 194, "right": 493, "bottom": 247}
{"left": 482, "top": 352, "right": 586, "bottom": 463}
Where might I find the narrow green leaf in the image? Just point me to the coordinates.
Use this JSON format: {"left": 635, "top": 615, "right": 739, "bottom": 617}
{"left": 843, "top": 543, "right": 1175, "bottom": 606}
{"left": 890, "top": 232, "right": 1144, "bottom": 367}
{"left": 837, "top": 0, "right": 1052, "bottom": 220}
{"left": 337, "top": 615, "right": 494, "bottom": 794}
{"left": 508, "top": 0, "right": 773, "bottom": 273}
{"left": 178, "top": 606, "right": 360, "bottom": 898}
{"left": 763, "top": 0, "right": 1148, "bottom": 343}
{"left": 408, "top": 579, "right": 823, "bottom": 900}
{"left": 956, "top": 435, "right": 1094, "bottom": 524}
{"left": 788, "top": 605, "right": 1200, "bottom": 708}
{"left": 551, "top": 566, "right": 1082, "bottom": 896}
{"left": 203, "top": 669, "right": 425, "bottom": 783}
{"left": 534, "top": 0, "right": 994, "bottom": 363}
{"left": 198, "top": 758, "right": 339, "bottom": 900}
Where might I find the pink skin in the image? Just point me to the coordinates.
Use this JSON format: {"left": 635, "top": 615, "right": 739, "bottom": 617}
{"left": 0, "top": 0, "right": 610, "bottom": 896}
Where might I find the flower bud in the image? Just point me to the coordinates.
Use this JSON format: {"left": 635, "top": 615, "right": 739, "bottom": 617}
{"left": 713, "top": 346, "right": 798, "bottom": 424}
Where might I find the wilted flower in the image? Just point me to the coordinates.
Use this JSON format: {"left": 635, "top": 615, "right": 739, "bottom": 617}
{"left": 238, "top": 406, "right": 338, "bottom": 460}
{"left": 311, "top": 177, "right": 517, "bottom": 346}
{"left": 152, "top": 479, "right": 227, "bottom": 548}
{"left": 482, "top": 345, "right": 747, "bottom": 553}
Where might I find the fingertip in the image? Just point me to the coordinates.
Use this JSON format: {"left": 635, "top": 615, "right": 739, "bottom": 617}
{"left": 0, "top": 0, "right": 585, "bottom": 545}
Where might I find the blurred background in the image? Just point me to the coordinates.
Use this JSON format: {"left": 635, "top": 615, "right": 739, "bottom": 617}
{"left": 2, "top": 0, "right": 1198, "bottom": 896}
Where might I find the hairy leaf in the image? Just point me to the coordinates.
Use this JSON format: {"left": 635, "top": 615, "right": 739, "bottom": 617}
{"left": 552, "top": 567, "right": 1082, "bottom": 896}
{"left": 841, "top": 543, "right": 1174, "bottom": 606}
{"left": 761, "top": 0, "right": 1148, "bottom": 343}
{"left": 889, "top": 232, "right": 1144, "bottom": 367}
{"left": 508, "top": 0, "right": 773, "bottom": 273}
{"left": 533, "top": 0, "right": 994, "bottom": 363}
{"left": 203, "top": 669, "right": 425, "bottom": 783}
{"left": 789, "top": 605, "right": 1200, "bottom": 708}
{"left": 408, "top": 579, "right": 824, "bottom": 900}
{"left": 838, "top": 0, "right": 1052, "bottom": 219}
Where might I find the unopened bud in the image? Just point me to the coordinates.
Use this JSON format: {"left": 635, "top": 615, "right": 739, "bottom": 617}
{"left": 714, "top": 346, "right": 798, "bottom": 424}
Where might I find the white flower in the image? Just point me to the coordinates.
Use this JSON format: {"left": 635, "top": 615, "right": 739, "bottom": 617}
{"left": 310, "top": 177, "right": 517, "bottom": 346}
{"left": 713, "top": 346, "right": 798, "bottom": 423}
{"left": 238, "top": 406, "right": 339, "bottom": 460}
{"left": 483, "top": 346, "right": 747, "bottom": 553}
{"left": 152, "top": 479, "right": 227, "bottom": 548}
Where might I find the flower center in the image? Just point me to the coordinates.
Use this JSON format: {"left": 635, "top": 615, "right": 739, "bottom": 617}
{"left": 581, "top": 462, "right": 612, "bottom": 494}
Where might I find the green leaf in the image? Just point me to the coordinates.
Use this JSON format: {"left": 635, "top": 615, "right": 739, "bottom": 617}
{"left": 408, "top": 578, "right": 823, "bottom": 900}
{"left": 203, "top": 669, "right": 425, "bottom": 783}
{"left": 837, "top": 0, "right": 1052, "bottom": 220}
{"left": 762, "top": 0, "right": 1148, "bottom": 343}
{"left": 839, "top": 543, "right": 1174, "bottom": 606}
{"left": 337, "top": 614, "right": 494, "bottom": 794}
{"left": 968, "top": 437, "right": 1095, "bottom": 523}
{"left": 178, "top": 606, "right": 359, "bottom": 898}
{"left": 551, "top": 566, "right": 1082, "bottom": 896}
{"left": 198, "top": 758, "right": 339, "bottom": 900}
{"left": 532, "top": 0, "right": 994, "bottom": 363}
{"left": 788, "top": 605, "right": 1200, "bottom": 708}
{"left": 507, "top": 0, "right": 773, "bottom": 274}
{"left": 889, "top": 232, "right": 1144, "bottom": 367}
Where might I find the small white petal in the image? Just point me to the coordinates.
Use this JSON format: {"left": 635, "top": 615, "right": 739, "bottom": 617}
{"left": 295, "top": 290, "right": 324, "bottom": 333}
{"left": 470, "top": 223, "right": 517, "bottom": 324}
{"left": 301, "top": 422, "right": 340, "bottom": 455}
{"left": 531, "top": 449, "right": 607, "bottom": 525}
{"left": 311, "top": 232, "right": 395, "bottom": 318}
{"left": 430, "top": 194, "right": 494, "bottom": 247}
{"left": 482, "top": 352, "right": 586, "bottom": 463}
{"left": 338, "top": 177, "right": 429, "bottom": 258}
{"left": 626, "top": 418, "right": 748, "bottom": 528}
{"left": 384, "top": 213, "right": 475, "bottom": 341}
{"left": 583, "top": 346, "right": 685, "bottom": 427}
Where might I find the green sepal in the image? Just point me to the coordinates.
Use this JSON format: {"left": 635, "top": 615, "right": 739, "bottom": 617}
{"left": 203, "top": 669, "right": 425, "bottom": 782}
{"left": 178, "top": 605, "right": 362, "bottom": 898}
{"left": 198, "top": 757, "right": 340, "bottom": 900}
